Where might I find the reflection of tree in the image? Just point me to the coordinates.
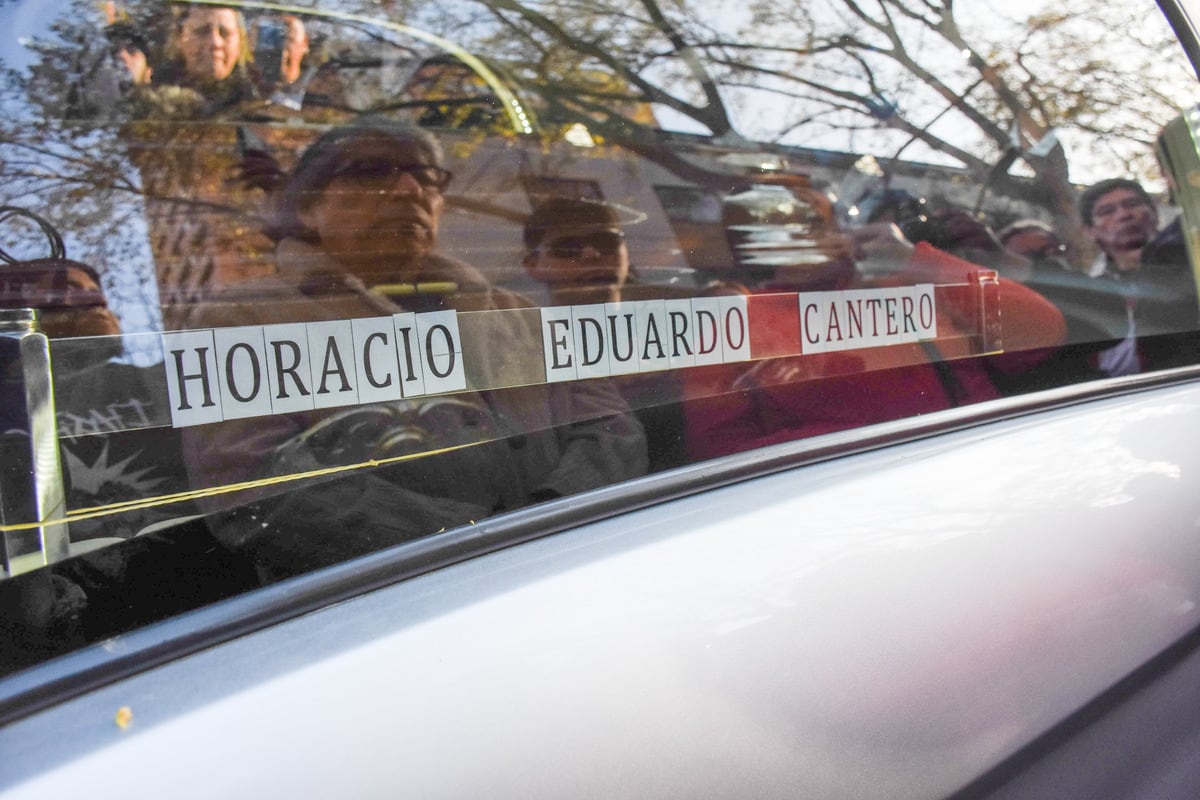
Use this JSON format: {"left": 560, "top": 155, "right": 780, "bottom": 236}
{"left": 3, "top": 0, "right": 1192, "bottom": 312}
{"left": 4, "top": 0, "right": 282, "bottom": 332}
{"left": 0, "top": 114, "right": 163, "bottom": 343}
{"left": 732, "top": 0, "right": 1191, "bottom": 220}
{"left": 462, "top": 0, "right": 1193, "bottom": 242}
{"left": 1, "top": 1, "right": 162, "bottom": 340}
{"left": 0, "top": 113, "right": 273, "bottom": 334}
{"left": 0, "top": 1, "right": 141, "bottom": 331}
{"left": 474, "top": 0, "right": 751, "bottom": 189}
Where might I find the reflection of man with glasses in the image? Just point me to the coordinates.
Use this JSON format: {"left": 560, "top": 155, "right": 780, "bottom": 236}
{"left": 267, "top": 120, "right": 454, "bottom": 294}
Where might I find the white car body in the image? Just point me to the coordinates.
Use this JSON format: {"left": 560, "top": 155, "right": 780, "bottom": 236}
{"left": 4, "top": 373, "right": 1200, "bottom": 798}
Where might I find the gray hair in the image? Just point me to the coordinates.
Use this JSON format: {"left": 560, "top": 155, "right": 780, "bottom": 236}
{"left": 269, "top": 117, "right": 445, "bottom": 242}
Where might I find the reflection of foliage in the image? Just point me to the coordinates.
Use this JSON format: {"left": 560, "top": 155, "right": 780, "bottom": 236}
{"left": 398, "top": 0, "right": 1193, "bottom": 267}
{"left": 465, "top": 0, "right": 1194, "bottom": 212}
{"left": 721, "top": 0, "right": 1194, "bottom": 211}
{"left": 2, "top": 0, "right": 162, "bottom": 338}
{"left": 0, "top": 116, "right": 163, "bottom": 339}
{"left": 471, "top": 0, "right": 750, "bottom": 188}
{"left": 3, "top": 0, "right": 278, "bottom": 334}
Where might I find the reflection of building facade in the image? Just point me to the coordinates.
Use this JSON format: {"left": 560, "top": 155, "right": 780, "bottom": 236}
{"left": 124, "top": 119, "right": 312, "bottom": 328}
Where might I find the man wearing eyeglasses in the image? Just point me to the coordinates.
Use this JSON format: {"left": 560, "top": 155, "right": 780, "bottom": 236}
{"left": 521, "top": 198, "right": 630, "bottom": 306}
{"left": 270, "top": 122, "right": 456, "bottom": 297}
{"left": 177, "top": 119, "right": 647, "bottom": 578}
{"left": 1080, "top": 179, "right": 1160, "bottom": 276}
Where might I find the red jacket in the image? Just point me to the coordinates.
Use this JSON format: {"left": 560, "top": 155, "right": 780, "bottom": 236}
{"left": 683, "top": 244, "right": 1067, "bottom": 460}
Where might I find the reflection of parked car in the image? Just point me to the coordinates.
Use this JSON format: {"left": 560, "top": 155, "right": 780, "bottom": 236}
{"left": 4, "top": 0, "right": 1200, "bottom": 796}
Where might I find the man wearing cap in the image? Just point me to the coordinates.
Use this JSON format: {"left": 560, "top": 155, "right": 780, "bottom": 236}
{"left": 519, "top": 197, "right": 689, "bottom": 470}
{"left": 521, "top": 198, "right": 632, "bottom": 307}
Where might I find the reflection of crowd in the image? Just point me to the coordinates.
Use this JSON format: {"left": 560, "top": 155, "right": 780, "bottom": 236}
{"left": 866, "top": 178, "right": 1199, "bottom": 384}
{"left": 96, "top": 6, "right": 249, "bottom": 118}
{"left": 98, "top": 5, "right": 514, "bottom": 125}
{"left": 508, "top": 170, "right": 1198, "bottom": 462}
{"left": 102, "top": 5, "right": 316, "bottom": 118}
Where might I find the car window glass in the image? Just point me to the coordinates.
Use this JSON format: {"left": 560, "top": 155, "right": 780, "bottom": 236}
{"left": 0, "top": 0, "right": 1197, "bottom": 674}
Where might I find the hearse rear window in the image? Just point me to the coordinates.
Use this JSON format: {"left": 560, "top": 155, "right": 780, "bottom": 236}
{"left": 1, "top": 0, "right": 1198, "bottom": 674}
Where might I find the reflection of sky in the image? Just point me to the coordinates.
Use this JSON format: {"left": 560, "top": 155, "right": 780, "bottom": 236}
{"left": 0, "top": 0, "right": 78, "bottom": 71}
{"left": 662, "top": 0, "right": 1196, "bottom": 185}
{"left": 0, "top": 0, "right": 162, "bottom": 362}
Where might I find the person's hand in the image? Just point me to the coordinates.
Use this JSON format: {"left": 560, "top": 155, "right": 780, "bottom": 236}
{"left": 850, "top": 222, "right": 916, "bottom": 264}
{"left": 116, "top": 46, "right": 152, "bottom": 86}
{"left": 923, "top": 209, "right": 1033, "bottom": 278}
{"left": 229, "top": 149, "right": 284, "bottom": 193}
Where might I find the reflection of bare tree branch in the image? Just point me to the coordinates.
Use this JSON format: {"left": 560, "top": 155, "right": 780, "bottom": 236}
{"left": 4, "top": 168, "right": 136, "bottom": 200}
{"left": 3, "top": 161, "right": 255, "bottom": 220}
{"left": 487, "top": 0, "right": 736, "bottom": 136}
{"left": 0, "top": 136, "right": 135, "bottom": 189}
{"left": 526, "top": 84, "right": 751, "bottom": 188}
{"left": 716, "top": 61, "right": 988, "bottom": 173}
{"left": 636, "top": 0, "right": 726, "bottom": 127}
{"left": 3, "top": 0, "right": 1187, "bottom": 287}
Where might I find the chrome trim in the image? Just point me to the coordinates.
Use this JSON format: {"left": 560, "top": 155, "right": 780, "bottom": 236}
{"left": 1159, "top": 0, "right": 1200, "bottom": 79}
{"left": 2, "top": 364, "right": 1200, "bottom": 726}
{"left": 0, "top": 309, "right": 68, "bottom": 579}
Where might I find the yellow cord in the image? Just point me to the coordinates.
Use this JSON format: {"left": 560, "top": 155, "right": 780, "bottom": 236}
{"left": 0, "top": 439, "right": 484, "bottom": 533}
